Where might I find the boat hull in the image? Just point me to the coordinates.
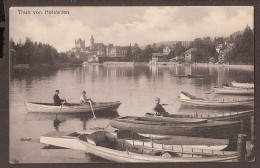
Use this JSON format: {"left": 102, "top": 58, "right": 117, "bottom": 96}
{"left": 78, "top": 132, "right": 237, "bottom": 162}
{"left": 178, "top": 98, "right": 253, "bottom": 108}
{"left": 146, "top": 110, "right": 254, "bottom": 121}
{"left": 110, "top": 117, "right": 241, "bottom": 140}
{"left": 214, "top": 87, "right": 254, "bottom": 95}
{"left": 40, "top": 131, "right": 88, "bottom": 150}
{"left": 24, "top": 101, "right": 121, "bottom": 113}
{"left": 231, "top": 82, "right": 254, "bottom": 89}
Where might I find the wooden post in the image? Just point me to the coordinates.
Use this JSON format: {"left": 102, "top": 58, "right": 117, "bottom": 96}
{"left": 251, "top": 116, "right": 254, "bottom": 145}
{"left": 237, "top": 134, "right": 247, "bottom": 162}
{"left": 240, "top": 120, "right": 244, "bottom": 134}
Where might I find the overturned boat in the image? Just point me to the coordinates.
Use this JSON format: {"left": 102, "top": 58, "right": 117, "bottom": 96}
{"left": 178, "top": 91, "right": 253, "bottom": 108}
{"left": 78, "top": 131, "right": 237, "bottom": 162}
{"left": 24, "top": 101, "right": 121, "bottom": 113}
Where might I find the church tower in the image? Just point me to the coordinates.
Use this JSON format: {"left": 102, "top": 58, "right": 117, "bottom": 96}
{"left": 90, "top": 35, "right": 94, "bottom": 48}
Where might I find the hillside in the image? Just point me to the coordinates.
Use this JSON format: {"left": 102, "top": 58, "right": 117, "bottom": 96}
{"left": 141, "top": 40, "right": 192, "bottom": 49}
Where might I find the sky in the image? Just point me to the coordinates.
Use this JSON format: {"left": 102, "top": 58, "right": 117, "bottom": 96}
{"left": 10, "top": 6, "right": 253, "bottom": 52}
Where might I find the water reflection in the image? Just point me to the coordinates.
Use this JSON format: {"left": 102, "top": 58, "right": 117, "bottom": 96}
{"left": 10, "top": 64, "right": 254, "bottom": 163}
{"left": 25, "top": 111, "right": 119, "bottom": 131}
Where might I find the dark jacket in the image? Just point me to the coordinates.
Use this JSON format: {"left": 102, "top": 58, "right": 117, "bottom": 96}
{"left": 153, "top": 104, "right": 169, "bottom": 117}
{"left": 53, "top": 94, "right": 63, "bottom": 106}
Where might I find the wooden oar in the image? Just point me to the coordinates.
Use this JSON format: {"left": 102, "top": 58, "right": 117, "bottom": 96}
{"left": 55, "top": 102, "right": 65, "bottom": 119}
{"left": 20, "top": 138, "right": 40, "bottom": 143}
{"left": 89, "top": 100, "right": 96, "bottom": 119}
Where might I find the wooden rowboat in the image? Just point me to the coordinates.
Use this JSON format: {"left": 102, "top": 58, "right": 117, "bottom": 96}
{"left": 110, "top": 116, "right": 241, "bottom": 140}
{"left": 118, "top": 116, "right": 208, "bottom": 124}
{"left": 78, "top": 131, "right": 237, "bottom": 162}
{"left": 178, "top": 91, "right": 253, "bottom": 108}
{"left": 115, "top": 130, "right": 230, "bottom": 151}
{"left": 40, "top": 131, "right": 89, "bottom": 150}
{"left": 39, "top": 130, "right": 230, "bottom": 152}
{"left": 172, "top": 74, "right": 204, "bottom": 78}
{"left": 214, "top": 86, "right": 254, "bottom": 95}
{"left": 145, "top": 110, "right": 254, "bottom": 121}
{"left": 231, "top": 81, "right": 254, "bottom": 89}
{"left": 24, "top": 101, "right": 121, "bottom": 113}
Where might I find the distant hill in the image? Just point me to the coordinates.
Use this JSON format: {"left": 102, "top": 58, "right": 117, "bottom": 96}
{"left": 141, "top": 40, "right": 192, "bottom": 49}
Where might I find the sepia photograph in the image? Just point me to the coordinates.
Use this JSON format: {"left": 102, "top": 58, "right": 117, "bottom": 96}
{"left": 9, "top": 6, "right": 254, "bottom": 163}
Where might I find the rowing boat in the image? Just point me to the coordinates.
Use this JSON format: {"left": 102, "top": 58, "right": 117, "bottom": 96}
{"left": 78, "top": 131, "right": 237, "bottom": 162}
{"left": 214, "top": 86, "right": 254, "bottom": 95}
{"left": 110, "top": 116, "right": 241, "bottom": 140}
{"left": 178, "top": 91, "right": 253, "bottom": 108}
{"left": 24, "top": 101, "right": 121, "bottom": 113}
{"left": 119, "top": 116, "right": 208, "bottom": 124}
{"left": 172, "top": 74, "right": 204, "bottom": 78}
{"left": 40, "top": 131, "right": 88, "bottom": 150}
{"left": 115, "top": 130, "right": 230, "bottom": 151}
{"left": 145, "top": 110, "right": 254, "bottom": 121}
{"left": 231, "top": 82, "right": 254, "bottom": 89}
{"left": 39, "top": 130, "right": 230, "bottom": 152}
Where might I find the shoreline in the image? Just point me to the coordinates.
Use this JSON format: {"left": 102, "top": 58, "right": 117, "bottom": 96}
{"left": 193, "top": 63, "right": 254, "bottom": 71}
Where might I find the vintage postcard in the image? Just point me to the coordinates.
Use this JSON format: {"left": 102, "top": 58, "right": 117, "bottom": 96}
{"left": 9, "top": 6, "right": 254, "bottom": 163}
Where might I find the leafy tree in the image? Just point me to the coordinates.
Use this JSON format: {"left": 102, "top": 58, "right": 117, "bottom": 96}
{"left": 189, "top": 37, "right": 217, "bottom": 63}
{"left": 229, "top": 26, "right": 254, "bottom": 64}
{"left": 140, "top": 45, "right": 153, "bottom": 60}
{"left": 132, "top": 43, "right": 142, "bottom": 61}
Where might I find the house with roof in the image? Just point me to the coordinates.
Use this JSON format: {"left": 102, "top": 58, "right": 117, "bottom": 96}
{"left": 216, "top": 42, "right": 235, "bottom": 63}
{"left": 150, "top": 53, "right": 168, "bottom": 64}
{"left": 185, "top": 48, "right": 197, "bottom": 62}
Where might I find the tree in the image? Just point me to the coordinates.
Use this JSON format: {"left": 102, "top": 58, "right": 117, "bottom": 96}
{"left": 126, "top": 46, "right": 133, "bottom": 60}
{"left": 189, "top": 37, "right": 217, "bottom": 63}
{"left": 140, "top": 45, "right": 153, "bottom": 60}
{"left": 173, "top": 42, "right": 185, "bottom": 57}
{"left": 230, "top": 26, "right": 254, "bottom": 64}
{"left": 132, "top": 43, "right": 142, "bottom": 61}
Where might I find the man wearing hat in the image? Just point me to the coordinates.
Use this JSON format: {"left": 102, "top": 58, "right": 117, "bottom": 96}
{"left": 153, "top": 97, "right": 169, "bottom": 117}
{"left": 80, "top": 91, "right": 93, "bottom": 105}
{"left": 53, "top": 90, "right": 66, "bottom": 106}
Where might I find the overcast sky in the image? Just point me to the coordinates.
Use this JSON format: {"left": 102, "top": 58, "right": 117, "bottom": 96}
{"left": 10, "top": 6, "right": 253, "bottom": 52}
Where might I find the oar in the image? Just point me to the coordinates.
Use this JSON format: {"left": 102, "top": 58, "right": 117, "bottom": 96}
{"left": 89, "top": 100, "right": 96, "bottom": 119}
{"left": 55, "top": 102, "right": 65, "bottom": 119}
{"left": 20, "top": 138, "right": 40, "bottom": 143}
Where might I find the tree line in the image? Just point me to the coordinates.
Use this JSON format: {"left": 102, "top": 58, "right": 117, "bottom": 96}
{"left": 128, "top": 26, "right": 254, "bottom": 64}
{"left": 10, "top": 26, "right": 253, "bottom": 65}
{"left": 10, "top": 37, "right": 81, "bottom": 67}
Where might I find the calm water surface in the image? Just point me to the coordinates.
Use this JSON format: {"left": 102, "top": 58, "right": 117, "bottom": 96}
{"left": 10, "top": 64, "right": 254, "bottom": 163}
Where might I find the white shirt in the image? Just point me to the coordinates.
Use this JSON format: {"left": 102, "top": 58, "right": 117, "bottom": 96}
{"left": 80, "top": 94, "right": 89, "bottom": 104}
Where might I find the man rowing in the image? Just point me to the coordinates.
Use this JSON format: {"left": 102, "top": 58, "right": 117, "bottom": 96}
{"left": 53, "top": 90, "right": 66, "bottom": 106}
{"left": 80, "top": 91, "right": 94, "bottom": 105}
{"left": 153, "top": 97, "right": 170, "bottom": 117}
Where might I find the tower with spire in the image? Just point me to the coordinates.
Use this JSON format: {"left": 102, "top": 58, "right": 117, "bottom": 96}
{"left": 90, "top": 35, "right": 94, "bottom": 49}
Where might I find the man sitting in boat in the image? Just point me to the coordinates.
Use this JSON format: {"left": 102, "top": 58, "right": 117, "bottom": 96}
{"left": 153, "top": 97, "right": 169, "bottom": 117}
{"left": 80, "top": 91, "right": 94, "bottom": 105}
{"left": 53, "top": 90, "right": 66, "bottom": 106}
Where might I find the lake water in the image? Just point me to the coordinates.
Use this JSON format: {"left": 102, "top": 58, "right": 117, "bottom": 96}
{"left": 9, "top": 64, "right": 254, "bottom": 163}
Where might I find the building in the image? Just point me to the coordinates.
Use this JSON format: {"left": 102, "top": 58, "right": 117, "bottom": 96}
{"left": 216, "top": 42, "right": 235, "bottom": 63}
{"left": 163, "top": 46, "right": 171, "bottom": 55}
{"left": 150, "top": 53, "right": 168, "bottom": 64}
{"left": 106, "top": 44, "right": 128, "bottom": 58}
{"left": 185, "top": 48, "right": 197, "bottom": 62}
{"left": 70, "top": 35, "right": 129, "bottom": 62}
